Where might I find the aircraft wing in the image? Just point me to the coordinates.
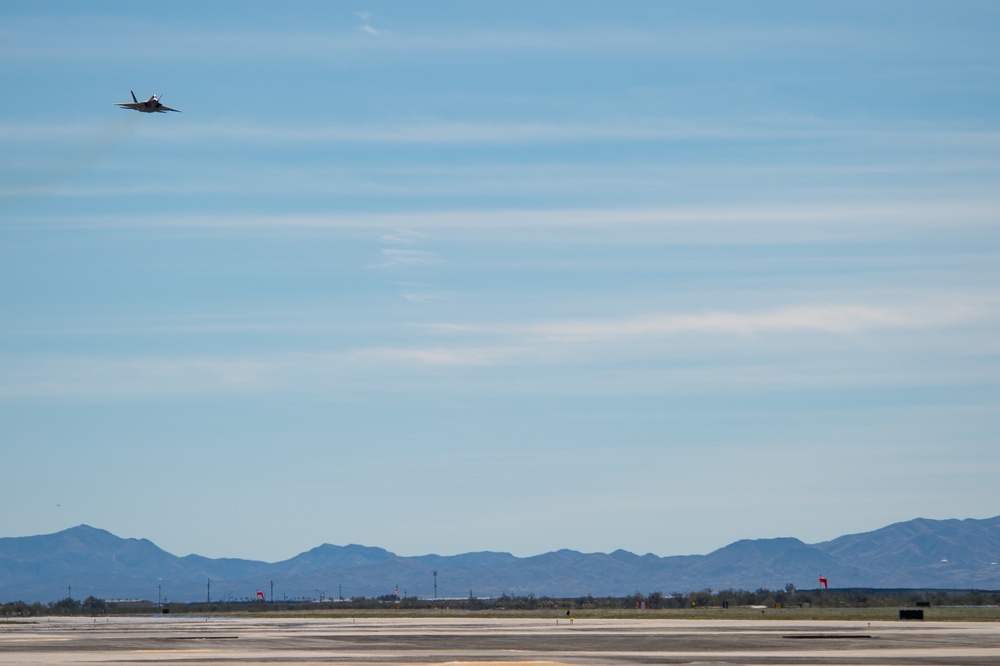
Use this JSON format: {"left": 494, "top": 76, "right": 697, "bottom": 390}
{"left": 115, "top": 102, "right": 142, "bottom": 110}
{"left": 156, "top": 105, "right": 181, "bottom": 113}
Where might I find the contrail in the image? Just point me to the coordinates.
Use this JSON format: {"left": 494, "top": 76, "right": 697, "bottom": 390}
{"left": 1, "top": 113, "right": 142, "bottom": 206}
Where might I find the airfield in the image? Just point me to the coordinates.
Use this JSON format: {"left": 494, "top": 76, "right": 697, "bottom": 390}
{"left": 2, "top": 615, "right": 1000, "bottom": 666}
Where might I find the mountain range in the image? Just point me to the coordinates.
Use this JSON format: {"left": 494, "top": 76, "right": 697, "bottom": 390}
{"left": 2, "top": 515, "right": 998, "bottom": 603}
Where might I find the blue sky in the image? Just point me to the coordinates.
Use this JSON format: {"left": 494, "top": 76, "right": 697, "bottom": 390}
{"left": 2, "top": 1, "right": 999, "bottom": 564}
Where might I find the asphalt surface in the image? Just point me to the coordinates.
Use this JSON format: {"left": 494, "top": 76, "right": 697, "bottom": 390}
{"left": 2, "top": 615, "right": 1000, "bottom": 665}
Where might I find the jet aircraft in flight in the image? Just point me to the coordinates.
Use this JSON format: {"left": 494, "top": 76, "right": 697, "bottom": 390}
{"left": 115, "top": 91, "right": 181, "bottom": 113}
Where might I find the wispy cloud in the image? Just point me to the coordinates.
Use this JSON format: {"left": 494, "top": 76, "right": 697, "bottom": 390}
{"left": 13, "top": 201, "right": 999, "bottom": 238}
{"left": 2, "top": 299, "right": 990, "bottom": 400}
{"left": 525, "top": 304, "right": 977, "bottom": 341}
{"left": 8, "top": 117, "right": 998, "bottom": 148}
{"left": 3, "top": 13, "right": 961, "bottom": 63}
{"left": 381, "top": 228, "right": 427, "bottom": 245}
{"left": 130, "top": 120, "right": 1000, "bottom": 148}
{"left": 0, "top": 346, "right": 514, "bottom": 399}
{"left": 4, "top": 157, "right": 999, "bottom": 204}
{"left": 417, "top": 302, "right": 985, "bottom": 343}
{"left": 346, "top": 345, "right": 515, "bottom": 367}
{"left": 354, "top": 10, "right": 384, "bottom": 36}
{"left": 401, "top": 290, "right": 451, "bottom": 305}
{"left": 375, "top": 248, "right": 443, "bottom": 269}
{"left": 394, "top": 281, "right": 452, "bottom": 305}
{"left": 0, "top": 354, "right": 274, "bottom": 398}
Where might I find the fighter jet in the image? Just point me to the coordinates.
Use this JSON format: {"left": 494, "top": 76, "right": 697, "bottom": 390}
{"left": 115, "top": 91, "right": 181, "bottom": 113}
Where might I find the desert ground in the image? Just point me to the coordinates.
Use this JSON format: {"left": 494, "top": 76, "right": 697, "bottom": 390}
{"left": 2, "top": 615, "right": 1000, "bottom": 665}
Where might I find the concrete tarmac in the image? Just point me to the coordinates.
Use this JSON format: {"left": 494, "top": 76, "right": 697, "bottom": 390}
{"left": 2, "top": 615, "right": 1000, "bottom": 665}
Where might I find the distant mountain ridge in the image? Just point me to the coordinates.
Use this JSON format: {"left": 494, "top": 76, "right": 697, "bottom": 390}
{"left": 1, "top": 516, "right": 998, "bottom": 603}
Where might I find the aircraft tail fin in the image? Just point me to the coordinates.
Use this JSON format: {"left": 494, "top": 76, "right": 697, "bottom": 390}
{"left": 130, "top": 90, "right": 138, "bottom": 103}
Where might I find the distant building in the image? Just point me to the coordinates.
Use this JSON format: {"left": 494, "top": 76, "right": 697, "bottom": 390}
{"left": 106, "top": 600, "right": 155, "bottom": 609}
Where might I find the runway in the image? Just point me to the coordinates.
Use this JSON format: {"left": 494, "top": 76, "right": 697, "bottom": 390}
{"left": 2, "top": 615, "right": 999, "bottom": 665}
